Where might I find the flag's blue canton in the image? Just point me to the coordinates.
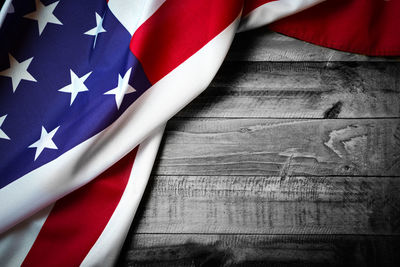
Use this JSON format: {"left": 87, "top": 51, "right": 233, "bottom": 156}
{"left": 0, "top": 0, "right": 152, "bottom": 188}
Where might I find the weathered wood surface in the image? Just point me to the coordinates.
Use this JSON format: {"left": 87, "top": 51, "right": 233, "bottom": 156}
{"left": 226, "top": 29, "right": 397, "bottom": 62}
{"left": 177, "top": 62, "right": 400, "bottom": 118}
{"left": 119, "top": 28, "right": 400, "bottom": 266}
{"left": 154, "top": 119, "right": 400, "bottom": 176}
{"left": 132, "top": 176, "right": 400, "bottom": 235}
{"left": 119, "top": 234, "right": 400, "bottom": 267}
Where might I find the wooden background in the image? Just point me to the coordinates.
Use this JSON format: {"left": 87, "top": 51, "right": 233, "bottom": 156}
{"left": 117, "top": 28, "right": 400, "bottom": 266}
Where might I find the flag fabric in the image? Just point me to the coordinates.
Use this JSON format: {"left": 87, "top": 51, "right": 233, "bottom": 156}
{"left": 268, "top": 0, "right": 400, "bottom": 56}
{"left": 0, "top": 0, "right": 398, "bottom": 266}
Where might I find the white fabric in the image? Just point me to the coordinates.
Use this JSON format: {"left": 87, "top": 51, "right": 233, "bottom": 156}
{"left": 0, "top": 205, "right": 53, "bottom": 267}
{"left": 81, "top": 125, "right": 165, "bottom": 267}
{"left": 0, "top": 0, "right": 12, "bottom": 27}
{"left": 238, "top": 0, "right": 324, "bottom": 32}
{"left": 108, "top": 0, "right": 166, "bottom": 35}
{"left": 0, "top": 127, "right": 163, "bottom": 267}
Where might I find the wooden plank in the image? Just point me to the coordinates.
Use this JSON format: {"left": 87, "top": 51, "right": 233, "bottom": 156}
{"left": 118, "top": 234, "right": 400, "bottom": 267}
{"left": 177, "top": 62, "right": 400, "bottom": 118}
{"left": 226, "top": 29, "right": 397, "bottom": 62}
{"left": 132, "top": 176, "right": 400, "bottom": 235}
{"left": 154, "top": 118, "right": 400, "bottom": 176}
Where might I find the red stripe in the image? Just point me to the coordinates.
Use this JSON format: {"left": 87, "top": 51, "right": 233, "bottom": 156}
{"left": 243, "top": 0, "right": 277, "bottom": 16}
{"left": 129, "top": 0, "right": 243, "bottom": 85}
{"left": 22, "top": 148, "right": 138, "bottom": 267}
{"left": 269, "top": 0, "right": 400, "bottom": 56}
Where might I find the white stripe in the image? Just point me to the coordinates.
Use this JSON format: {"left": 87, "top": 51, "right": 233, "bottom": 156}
{"left": 108, "top": 0, "right": 166, "bottom": 35}
{"left": 81, "top": 125, "right": 165, "bottom": 267}
{"left": 0, "top": 15, "right": 240, "bottom": 234}
{"left": 0, "top": 126, "right": 163, "bottom": 267}
{"left": 0, "top": 205, "right": 53, "bottom": 267}
{"left": 0, "top": 0, "right": 12, "bottom": 27}
{"left": 238, "top": 0, "right": 325, "bottom": 32}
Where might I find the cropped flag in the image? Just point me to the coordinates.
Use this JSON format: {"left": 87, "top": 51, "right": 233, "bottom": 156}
{"left": 0, "top": 0, "right": 399, "bottom": 266}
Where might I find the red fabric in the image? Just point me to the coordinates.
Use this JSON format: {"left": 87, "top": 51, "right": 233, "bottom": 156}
{"left": 243, "top": 0, "right": 276, "bottom": 16}
{"left": 22, "top": 148, "right": 138, "bottom": 267}
{"left": 130, "top": 0, "right": 243, "bottom": 85}
{"left": 268, "top": 0, "right": 400, "bottom": 56}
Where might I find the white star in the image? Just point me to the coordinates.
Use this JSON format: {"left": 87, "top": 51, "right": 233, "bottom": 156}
{"left": 0, "top": 54, "right": 37, "bottom": 92}
{"left": 84, "top": 12, "right": 106, "bottom": 48}
{"left": 104, "top": 68, "right": 136, "bottom": 109}
{"left": 59, "top": 70, "right": 92, "bottom": 105}
{"left": 28, "top": 126, "right": 60, "bottom": 161}
{"left": 0, "top": 115, "right": 10, "bottom": 140}
{"left": 24, "top": 0, "right": 62, "bottom": 35}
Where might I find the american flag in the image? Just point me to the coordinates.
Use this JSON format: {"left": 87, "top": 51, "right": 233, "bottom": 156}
{"left": 0, "top": 0, "right": 399, "bottom": 266}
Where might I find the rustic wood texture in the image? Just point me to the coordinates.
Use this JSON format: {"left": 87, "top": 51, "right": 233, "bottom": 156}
{"left": 132, "top": 176, "right": 400, "bottom": 235}
{"left": 226, "top": 29, "right": 397, "bottom": 62}
{"left": 118, "top": 28, "right": 400, "bottom": 266}
{"left": 177, "top": 62, "right": 400, "bottom": 118}
{"left": 119, "top": 234, "right": 400, "bottom": 267}
{"left": 155, "top": 119, "right": 400, "bottom": 176}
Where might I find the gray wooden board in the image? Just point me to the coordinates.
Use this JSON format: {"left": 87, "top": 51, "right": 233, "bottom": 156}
{"left": 226, "top": 29, "right": 398, "bottom": 62}
{"left": 118, "top": 234, "right": 400, "bottom": 267}
{"left": 154, "top": 119, "right": 400, "bottom": 176}
{"left": 177, "top": 62, "right": 400, "bottom": 118}
{"left": 131, "top": 176, "right": 400, "bottom": 235}
{"left": 119, "top": 28, "right": 400, "bottom": 266}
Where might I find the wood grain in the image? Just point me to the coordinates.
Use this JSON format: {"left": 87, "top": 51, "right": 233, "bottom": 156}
{"left": 154, "top": 119, "right": 400, "bottom": 176}
{"left": 118, "top": 234, "right": 400, "bottom": 267}
{"left": 177, "top": 62, "right": 400, "bottom": 118}
{"left": 132, "top": 176, "right": 400, "bottom": 235}
{"left": 119, "top": 29, "right": 400, "bottom": 266}
{"left": 226, "top": 29, "right": 397, "bottom": 62}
